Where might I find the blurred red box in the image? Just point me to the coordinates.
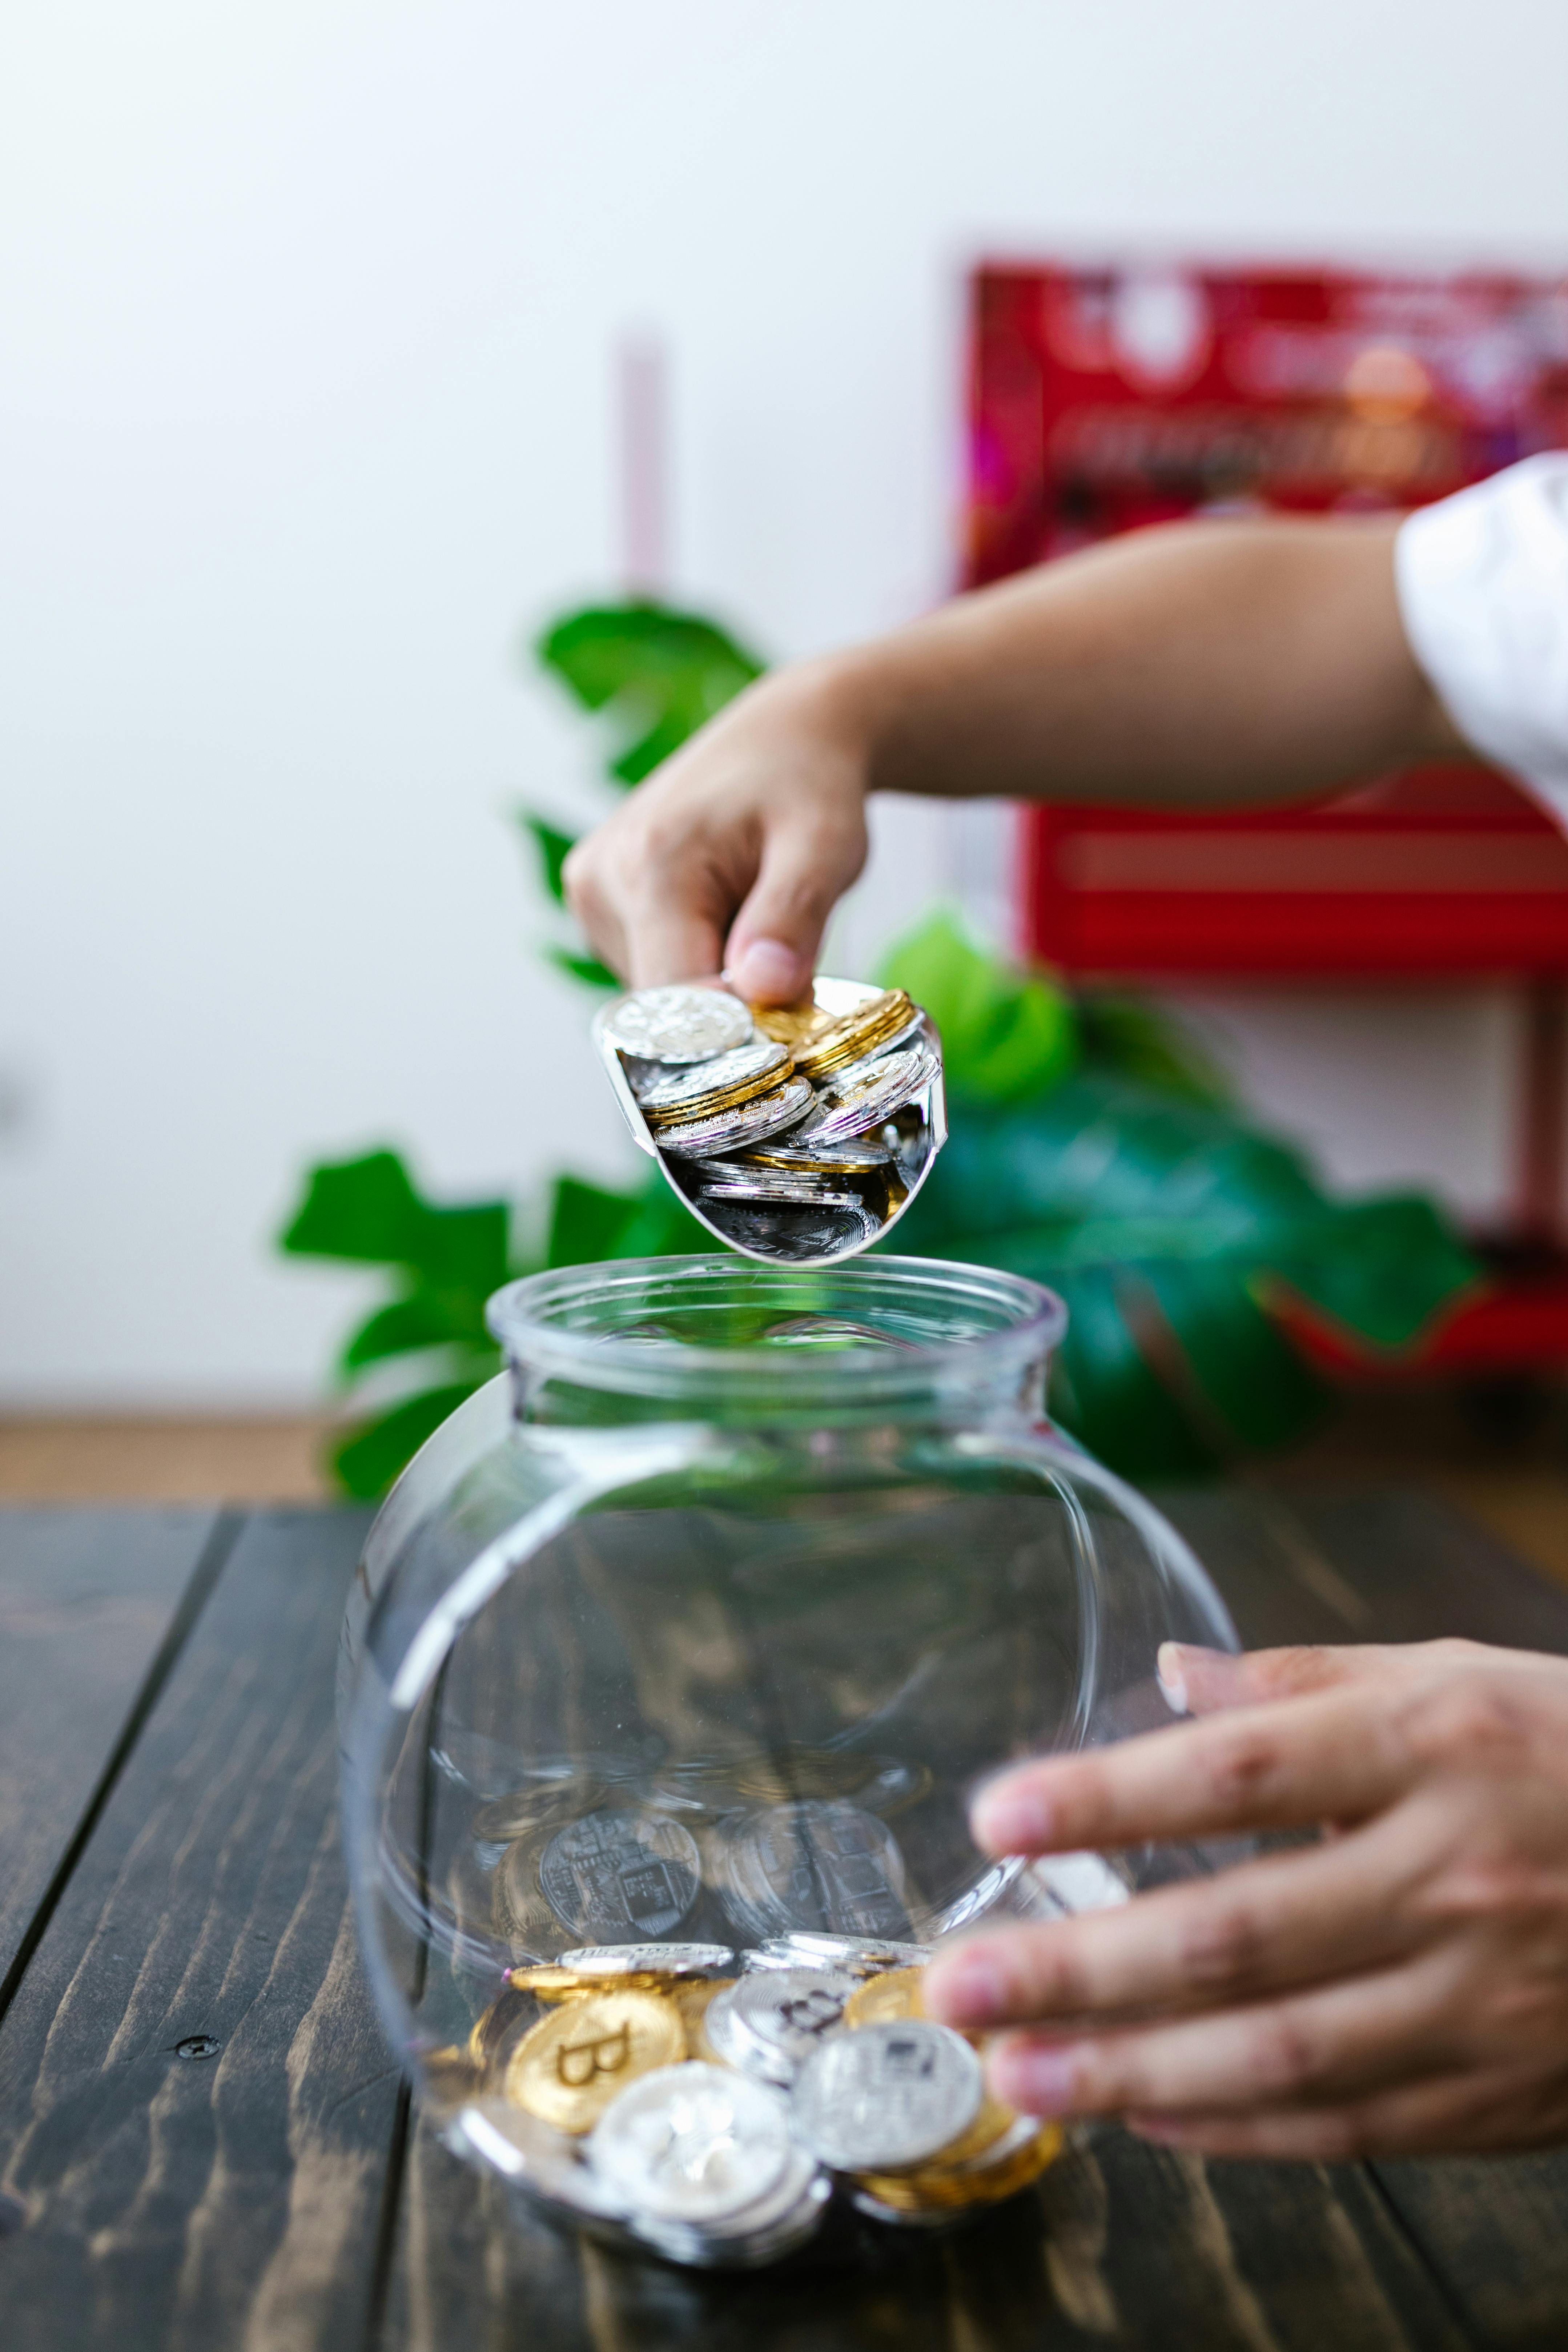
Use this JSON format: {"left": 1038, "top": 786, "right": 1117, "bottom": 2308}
{"left": 966, "top": 261, "right": 1568, "bottom": 1363}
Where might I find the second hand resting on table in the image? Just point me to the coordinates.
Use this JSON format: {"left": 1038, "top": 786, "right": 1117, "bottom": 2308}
{"left": 922, "top": 1639, "right": 1568, "bottom": 2158}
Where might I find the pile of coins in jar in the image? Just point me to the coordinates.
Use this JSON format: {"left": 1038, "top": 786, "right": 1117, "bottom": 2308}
{"left": 592, "top": 976, "right": 944, "bottom": 1265}
{"left": 446, "top": 1932, "right": 1062, "bottom": 2267}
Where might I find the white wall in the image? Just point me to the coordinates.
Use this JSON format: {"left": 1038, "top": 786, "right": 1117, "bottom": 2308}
{"left": 3, "top": 0, "right": 1565, "bottom": 1404}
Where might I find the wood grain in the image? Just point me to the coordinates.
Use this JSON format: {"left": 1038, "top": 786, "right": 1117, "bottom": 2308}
{"left": 379, "top": 2102, "right": 1465, "bottom": 2352}
{"left": 0, "top": 1507, "right": 224, "bottom": 1990}
{"left": 0, "top": 1505, "right": 393, "bottom": 2352}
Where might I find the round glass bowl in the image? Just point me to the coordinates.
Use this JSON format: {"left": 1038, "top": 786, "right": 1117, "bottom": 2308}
{"left": 338, "top": 1255, "right": 1239, "bottom": 2231}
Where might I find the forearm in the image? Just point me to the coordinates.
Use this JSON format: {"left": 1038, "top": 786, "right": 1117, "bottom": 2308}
{"left": 809, "top": 515, "right": 1466, "bottom": 808}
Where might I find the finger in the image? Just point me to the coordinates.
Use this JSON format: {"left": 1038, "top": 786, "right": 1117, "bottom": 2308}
{"left": 1162, "top": 1636, "right": 1558, "bottom": 1720}
{"left": 1166, "top": 1646, "right": 1420, "bottom": 1721}
{"left": 561, "top": 843, "right": 630, "bottom": 982}
{"left": 983, "top": 1950, "right": 1458, "bottom": 2122}
{"left": 969, "top": 1684, "right": 1417, "bottom": 1860}
{"left": 924, "top": 1808, "right": 1425, "bottom": 2033}
{"left": 624, "top": 906, "right": 727, "bottom": 989}
{"left": 1128, "top": 2062, "right": 1568, "bottom": 2160}
{"left": 725, "top": 813, "right": 867, "bottom": 1005}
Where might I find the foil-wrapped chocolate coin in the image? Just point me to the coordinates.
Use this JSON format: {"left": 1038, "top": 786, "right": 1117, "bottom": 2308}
{"left": 793, "top": 1044, "right": 939, "bottom": 1143}
{"left": 560, "top": 1943, "right": 735, "bottom": 1979}
{"left": 601, "top": 984, "right": 753, "bottom": 1064}
{"left": 791, "top": 2019, "right": 983, "bottom": 2171}
{"left": 653, "top": 1077, "right": 814, "bottom": 1158}
{"left": 702, "top": 1967, "right": 856, "bottom": 2085}
{"left": 539, "top": 1809, "right": 702, "bottom": 1941}
{"left": 590, "top": 2062, "right": 793, "bottom": 2223}
{"left": 505, "top": 1988, "right": 687, "bottom": 2134}
{"left": 697, "top": 1197, "right": 881, "bottom": 1259}
{"left": 638, "top": 1037, "right": 793, "bottom": 1123}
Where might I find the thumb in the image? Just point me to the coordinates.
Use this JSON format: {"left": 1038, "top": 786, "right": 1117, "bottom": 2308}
{"left": 1157, "top": 1640, "right": 1398, "bottom": 1717}
{"left": 724, "top": 808, "right": 867, "bottom": 1006}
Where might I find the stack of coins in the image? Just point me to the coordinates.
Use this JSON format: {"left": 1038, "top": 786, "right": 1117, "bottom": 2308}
{"left": 595, "top": 978, "right": 941, "bottom": 1266}
{"left": 447, "top": 1929, "right": 1063, "bottom": 2268}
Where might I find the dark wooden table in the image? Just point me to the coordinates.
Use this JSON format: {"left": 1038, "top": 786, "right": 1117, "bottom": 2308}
{"left": 4, "top": 1491, "right": 1568, "bottom": 2351}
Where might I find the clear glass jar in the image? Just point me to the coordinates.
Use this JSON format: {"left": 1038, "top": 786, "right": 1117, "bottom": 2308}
{"left": 338, "top": 1254, "right": 1238, "bottom": 2212}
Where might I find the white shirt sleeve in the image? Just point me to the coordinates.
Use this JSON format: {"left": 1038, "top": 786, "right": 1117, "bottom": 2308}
{"left": 1395, "top": 451, "right": 1568, "bottom": 828}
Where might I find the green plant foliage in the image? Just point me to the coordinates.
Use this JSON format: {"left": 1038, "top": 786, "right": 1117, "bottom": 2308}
{"left": 1075, "top": 990, "right": 1234, "bottom": 1106}
{"left": 544, "top": 945, "right": 620, "bottom": 990}
{"left": 537, "top": 602, "right": 765, "bottom": 785}
{"left": 332, "top": 1383, "right": 486, "bottom": 1502}
{"left": 280, "top": 1148, "right": 515, "bottom": 1494}
{"left": 521, "top": 812, "right": 577, "bottom": 905}
{"left": 877, "top": 911, "right": 1078, "bottom": 1104}
{"left": 893, "top": 1073, "right": 1477, "bottom": 1477}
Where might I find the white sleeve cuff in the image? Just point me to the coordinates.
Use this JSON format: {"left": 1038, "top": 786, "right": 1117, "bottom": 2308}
{"left": 1395, "top": 452, "right": 1568, "bottom": 822}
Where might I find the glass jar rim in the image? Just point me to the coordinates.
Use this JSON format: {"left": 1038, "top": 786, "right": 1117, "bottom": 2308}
{"left": 486, "top": 1253, "right": 1068, "bottom": 1406}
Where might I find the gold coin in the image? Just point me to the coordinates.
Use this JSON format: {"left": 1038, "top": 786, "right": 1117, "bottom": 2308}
{"left": 640, "top": 1040, "right": 794, "bottom": 1127}
{"left": 503, "top": 1989, "right": 686, "bottom": 2134}
{"left": 669, "top": 1974, "right": 735, "bottom": 2063}
{"left": 467, "top": 1986, "right": 538, "bottom": 2072}
{"left": 792, "top": 991, "right": 916, "bottom": 1079}
{"left": 857, "top": 2122, "right": 1064, "bottom": 2212}
{"left": 844, "top": 1966, "right": 927, "bottom": 2029}
{"left": 505, "top": 1964, "right": 599, "bottom": 2003}
{"left": 751, "top": 997, "right": 836, "bottom": 1049}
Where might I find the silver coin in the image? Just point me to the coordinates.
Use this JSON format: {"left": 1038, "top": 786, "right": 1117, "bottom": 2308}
{"left": 637, "top": 1038, "right": 791, "bottom": 1117}
{"left": 603, "top": 984, "right": 754, "bottom": 1064}
{"left": 560, "top": 1942, "right": 733, "bottom": 1978}
{"left": 714, "top": 1800, "right": 911, "bottom": 1942}
{"left": 539, "top": 1809, "right": 701, "bottom": 1940}
{"left": 703, "top": 1967, "right": 856, "bottom": 2086}
{"left": 631, "top": 2143, "right": 829, "bottom": 2264}
{"left": 654, "top": 1077, "right": 815, "bottom": 1158}
{"left": 793, "top": 1044, "right": 939, "bottom": 1143}
{"left": 590, "top": 2062, "right": 793, "bottom": 2223}
{"left": 697, "top": 1196, "right": 881, "bottom": 1261}
{"left": 454, "top": 2098, "right": 630, "bottom": 2219}
{"left": 735, "top": 1135, "right": 895, "bottom": 1172}
{"left": 779, "top": 1931, "right": 932, "bottom": 1972}
{"left": 632, "top": 2163, "right": 830, "bottom": 2266}
{"left": 699, "top": 1172, "right": 862, "bottom": 1210}
{"left": 791, "top": 2021, "right": 983, "bottom": 2171}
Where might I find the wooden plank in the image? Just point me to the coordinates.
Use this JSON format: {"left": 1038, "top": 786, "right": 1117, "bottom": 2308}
{"left": 381, "top": 2098, "right": 1465, "bottom": 2351}
{"left": 0, "top": 1504, "right": 394, "bottom": 2352}
{"left": 0, "top": 1507, "right": 226, "bottom": 1993}
{"left": 1166, "top": 1484, "right": 1568, "bottom": 2350}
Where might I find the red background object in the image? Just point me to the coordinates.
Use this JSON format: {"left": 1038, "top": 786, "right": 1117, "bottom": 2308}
{"left": 966, "top": 261, "right": 1568, "bottom": 1368}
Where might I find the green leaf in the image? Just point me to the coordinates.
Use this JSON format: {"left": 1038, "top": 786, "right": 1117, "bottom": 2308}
{"left": 544, "top": 945, "right": 621, "bottom": 990}
{"left": 520, "top": 812, "right": 577, "bottom": 905}
{"left": 544, "top": 1169, "right": 709, "bottom": 1267}
{"left": 1269, "top": 1196, "right": 1479, "bottom": 1349}
{"left": 1076, "top": 992, "right": 1234, "bottom": 1107}
{"left": 280, "top": 1149, "right": 428, "bottom": 1263}
{"left": 536, "top": 601, "right": 765, "bottom": 785}
{"left": 878, "top": 910, "right": 1077, "bottom": 1105}
{"left": 278, "top": 1149, "right": 512, "bottom": 1294}
{"left": 330, "top": 1381, "right": 487, "bottom": 1500}
{"left": 339, "top": 1292, "right": 493, "bottom": 1374}
{"left": 546, "top": 1173, "right": 644, "bottom": 1267}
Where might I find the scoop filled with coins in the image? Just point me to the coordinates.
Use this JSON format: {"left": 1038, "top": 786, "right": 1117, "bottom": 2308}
{"left": 444, "top": 1931, "right": 1062, "bottom": 2268}
{"left": 592, "top": 975, "right": 945, "bottom": 1265}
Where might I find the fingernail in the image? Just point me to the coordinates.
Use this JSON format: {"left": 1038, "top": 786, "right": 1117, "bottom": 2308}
{"left": 1157, "top": 1643, "right": 1188, "bottom": 1714}
{"left": 728, "top": 938, "right": 803, "bottom": 1004}
{"left": 992, "top": 2042, "right": 1078, "bottom": 2118}
{"left": 923, "top": 1950, "right": 1008, "bottom": 2029}
{"left": 972, "top": 1780, "right": 1052, "bottom": 1855}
